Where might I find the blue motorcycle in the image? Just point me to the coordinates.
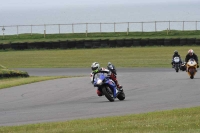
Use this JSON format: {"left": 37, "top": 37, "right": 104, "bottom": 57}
{"left": 93, "top": 73, "right": 125, "bottom": 102}
{"left": 173, "top": 57, "right": 182, "bottom": 72}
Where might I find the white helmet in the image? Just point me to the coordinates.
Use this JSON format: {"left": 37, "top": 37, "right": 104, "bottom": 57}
{"left": 188, "top": 49, "right": 194, "bottom": 55}
{"left": 91, "top": 62, "right": 100, "bottom": 72}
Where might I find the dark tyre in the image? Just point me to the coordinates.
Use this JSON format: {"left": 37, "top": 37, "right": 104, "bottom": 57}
{"left": 175, "top": 64, "right": 179, "bottom": 72}
{"left": 102, "top": 86, "right": 115, "bottom": 102}
{"left": 117, "top": 91, "right": 125, "bottom": 101}
{"left": 189, "top": 68, "right": 195, "bottom": 79}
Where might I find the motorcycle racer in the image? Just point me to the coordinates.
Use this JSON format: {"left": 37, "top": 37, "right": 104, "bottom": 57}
{"left": 171, "top": 50, "right": 182, "bottom": 68}
{"left": 185, "top": 49, "right": 199, "bottom": 71}
{"left": 185, "top": 49, "right": 199, "bottom": 65}
{"left": 90, "top": 62, "right": 123, "bottom": 96}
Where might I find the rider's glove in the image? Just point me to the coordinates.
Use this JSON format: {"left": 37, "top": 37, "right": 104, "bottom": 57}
{"left": 94, "top": 84, "right": 98, "bottom": 87}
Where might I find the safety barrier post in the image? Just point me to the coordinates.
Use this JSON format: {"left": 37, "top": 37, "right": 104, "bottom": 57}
{"left": 100, "top": 23, "right": 101, "bottom": 33}
{"left": 72, "top": 24, "right": 74, "bottom": 33}
{"left": 58, "top": 24, "right": 60, "bottom": 34}
{"left": 127, "top": 22, "right": 129, "bottom": 35}
{"left": 196, "top": 21, "right": 197, "bottom": 31}
{"left": 141, "top": 22, "right": 143, "bottom": 32}
{"left": 114, "top": 22, "right": 115, "bottom": 33}
{"left": 2, "top": 26, "right": 5, "bottom": 39}
{"left": 44, "top": 24, "right": 46, "bottom": 38}
{"left": 31, "top": 25, "right": 32, "bottom": 36}
{"left": 17, "top": 25, "right": 18, "bottom": 37}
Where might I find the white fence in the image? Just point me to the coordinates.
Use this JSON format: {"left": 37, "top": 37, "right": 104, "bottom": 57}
{"left": 0, "top": 21, "right": 199, "bottom": 36}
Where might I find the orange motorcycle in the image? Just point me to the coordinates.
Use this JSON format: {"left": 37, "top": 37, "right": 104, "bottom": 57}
{"left": 186, "top": 58, "right": 197, "bottom": 79}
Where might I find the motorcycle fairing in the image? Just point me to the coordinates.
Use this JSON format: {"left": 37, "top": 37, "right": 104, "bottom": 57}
{"left": 94, "top": 73, "right": 118, "bottom": 98}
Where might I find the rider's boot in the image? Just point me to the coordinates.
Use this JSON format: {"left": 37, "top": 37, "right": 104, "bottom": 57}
{"left": 117, "top": 84, "right": 123, "bottom": 89}
{"left": 97, "top": 90, "right": 103, "bottom": 96}
{"left": 115, "top": 80, "right": 123, "bottom": 91}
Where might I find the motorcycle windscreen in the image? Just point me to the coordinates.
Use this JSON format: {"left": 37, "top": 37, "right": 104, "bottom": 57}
{"left": 188, "top": 58, "right": 197, "bottom": 66}
{"left": 174, "top": 57, "right": 180, "bottom": 63}
{"left": 94, "top": 73, "right": 105, "bottom": 85}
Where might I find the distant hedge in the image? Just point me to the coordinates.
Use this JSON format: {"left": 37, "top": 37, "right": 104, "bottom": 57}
{"left": 0, "top": 38, "right": 200, "bottom": 50}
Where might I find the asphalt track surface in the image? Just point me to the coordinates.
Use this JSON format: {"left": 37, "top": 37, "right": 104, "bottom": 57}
{"left": 1, "top": 68, "right": 200, "bottom": 126}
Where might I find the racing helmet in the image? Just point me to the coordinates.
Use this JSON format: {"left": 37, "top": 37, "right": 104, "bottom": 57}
{"left": 107, "top": 62, "right": 117, "bottom": 75}
{"left": 91, "top": 62, "right": 100, "bottom": 72}
{"left": 188, "top": 49, "right": 194, "bottom": 55}
{"left": 174, "top": 50, "right": 178, "bottom": 55}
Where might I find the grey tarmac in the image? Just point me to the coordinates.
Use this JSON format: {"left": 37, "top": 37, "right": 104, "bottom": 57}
{"left": 0, "top": 68, "right": 200, "bottom": 126}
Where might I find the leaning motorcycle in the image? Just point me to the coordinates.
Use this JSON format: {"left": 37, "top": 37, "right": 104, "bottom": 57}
{"left": 173, "top": 57, "right": 181, "bottom": 72}
{"left": 92, "top": 73, "right": 125, "bottom": 102}
{"left": 186, "top": 58, "right": 197, "bottom": 79}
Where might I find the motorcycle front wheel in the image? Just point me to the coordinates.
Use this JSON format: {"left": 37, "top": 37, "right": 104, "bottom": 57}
{"left": 102, "top": 86, "right": 115, "bottom": 102}
{"left": 189, "top": 68, "right": 195, "bottom": 79}
{"left": 175, "top": 64, "right": 179, "bottom": 72}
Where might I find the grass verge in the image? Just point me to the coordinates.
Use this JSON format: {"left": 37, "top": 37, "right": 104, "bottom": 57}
{"left": 0, "top": 76, "right": 70, "bottom": 89}
{"left": 0, "top": 46, "right": 199, "bottom": 68}
{"left": 0, "top": 46, "right": 200, "bottom": 132}
{"left": 0, "top": 106, "right": 200, "bottom": 133}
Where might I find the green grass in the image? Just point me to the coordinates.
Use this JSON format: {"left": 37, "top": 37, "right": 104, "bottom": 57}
{"left": 1, "top": 46, "right": 200, "bottom": 132}
{"left": 0, "top": 30, "right": 200, "bottom": 44}
{"left": 0, "top": 106, "right": 200, "bottom": 133}
{"left": 0, "top": 76, "right": 70, "bottom": 89}
{"left": 0, "top": 46, "right": 199, "bottom": 68}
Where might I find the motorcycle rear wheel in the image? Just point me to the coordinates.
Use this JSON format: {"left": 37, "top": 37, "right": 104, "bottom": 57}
{"left": 117, "top": 91, "right": 125, "bottom": 101}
